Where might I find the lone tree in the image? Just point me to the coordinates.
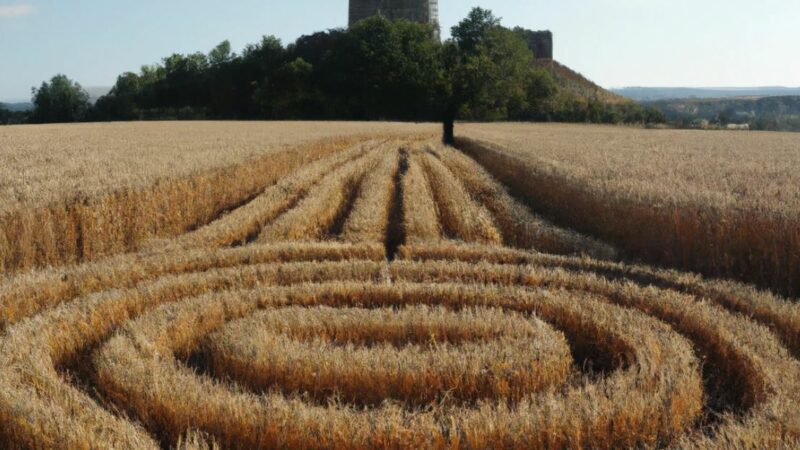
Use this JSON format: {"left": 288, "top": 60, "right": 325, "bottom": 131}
{"left": 30, "top": 74, "right": 91, "bottom": 123}
{"left": 439, "top": 8, "right": 535, "bottom": 143}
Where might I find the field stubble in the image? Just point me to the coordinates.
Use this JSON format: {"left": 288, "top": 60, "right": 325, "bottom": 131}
{"left": 0, "top": 125, "right": 798, "bottom": 449}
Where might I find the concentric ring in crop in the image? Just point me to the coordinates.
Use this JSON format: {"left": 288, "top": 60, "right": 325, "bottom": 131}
{"left": 0, "top": 138, "right": 798, "bottom": 449}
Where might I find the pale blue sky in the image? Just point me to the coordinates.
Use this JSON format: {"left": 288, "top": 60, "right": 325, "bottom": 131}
{"left": 1, "top": 0, "right": 799, "bottom": 102}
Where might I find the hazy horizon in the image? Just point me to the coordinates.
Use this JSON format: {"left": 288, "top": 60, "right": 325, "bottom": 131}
{"left": 2, "top": 0, "right": 800, "bottom": 102}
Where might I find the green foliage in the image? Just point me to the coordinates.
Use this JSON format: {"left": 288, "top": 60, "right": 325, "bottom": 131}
{"left": 449, "top": 7, "right": 500, "bottom": 54}
{"left": 451, "top": 26, "right": 533, "bottom": 120}
{"left": 14, "top": 6, "right": 657, "bottom": 130}
{"left": 30, "top": 74, "right": 91, "bottom": 123}
{"left": 650, "top": 96, "right": 800, "bottom": 131}
{"left": 209, "top": 40, "right": 234, "bottom": 66}
{"left": 1, "top": 104, "right": 25, "bottom": 125}
{"left": 511, "top": 68, "right": 558, "bottom": 119}
{"left": 333, "top": 15, "right": 443, "bottom": 120}
{"left": 440, "top": 8, "right": 534, "bottom": 141}
{"left": 0, "top": 103, "right": 31, "bottom": 125}
{"left": 92, "top": 72, "right": 142, "bottom": 120}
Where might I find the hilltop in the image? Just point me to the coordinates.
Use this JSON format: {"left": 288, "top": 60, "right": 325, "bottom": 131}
{"left": 534, "top": 59, "right": 631, "bottom": 105}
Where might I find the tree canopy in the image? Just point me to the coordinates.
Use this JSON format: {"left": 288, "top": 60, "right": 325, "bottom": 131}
{"left": 440, "top": 8, "right": 534, "bottom": 142}
{"left": 30, "top": 74, "right": 91, "bottom": 123}
{"left": 18, "top": 7, "right": 662, "bottom": 134}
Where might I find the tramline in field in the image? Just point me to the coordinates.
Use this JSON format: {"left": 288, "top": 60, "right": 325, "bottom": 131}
{"left": 0, "top": 135, "right": 799, "bottom": 449}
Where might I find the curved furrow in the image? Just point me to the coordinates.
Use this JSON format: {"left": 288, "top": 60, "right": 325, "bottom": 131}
{"left": 0, "top": 260, "right": 384, "bottom": 448}
{"left": 93, "top": 282, "right": 700, "bottom": 449}
{"left": 391, "top": 258, "right": 800, "bottom": 447}
{"left": 0, "top": 242, "right": 384, "bottom": 331}
{"left": 0, "top": 137, "right": 798, "bottom": 449}
{"left": 200, "top": 305, "right": 572, "bottom": 407}
{"left": 400, "top": 242, "right": 800, "bottom": 359}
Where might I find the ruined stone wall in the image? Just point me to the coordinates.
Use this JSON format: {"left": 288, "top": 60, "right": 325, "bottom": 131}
{"left": 514, "top": 28, "right": 554, "bottom": 60}
{"left": 531, "top": 31, "right": 553, "bottom": 59}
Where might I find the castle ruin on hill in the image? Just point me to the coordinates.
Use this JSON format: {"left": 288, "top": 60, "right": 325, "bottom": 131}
{"left": 348, "top": 0, "right": 553, "bottom": 59}
{"left": 515, "top": 29, "right": 553, "bottom": 60}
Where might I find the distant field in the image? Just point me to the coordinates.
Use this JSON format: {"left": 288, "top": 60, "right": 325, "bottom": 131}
{"left": 0, "top": 121, "right": 437, "bottom": 214}
{"left": 0, "top": 122, "right": 798, "bottom": 449}
{"left": 459, "top": 123, "right": 800, "bottom": 296}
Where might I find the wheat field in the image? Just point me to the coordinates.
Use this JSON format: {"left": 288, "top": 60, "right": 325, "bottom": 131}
{"left": 458, "top": 123, "right": 800, "bottom": 296}
{"left": 0, "top": 121, "right": 437, "bottom": 272}
{"left": 0, "top": 123, "right": 799, "bottom": 449}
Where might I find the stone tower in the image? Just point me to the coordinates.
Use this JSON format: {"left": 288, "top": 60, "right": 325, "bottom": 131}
{"left": 528, "top": 31, "right": 553, "bottom": 60}
{"left": 349, "top": 0, "right": 440, "bottom": 38}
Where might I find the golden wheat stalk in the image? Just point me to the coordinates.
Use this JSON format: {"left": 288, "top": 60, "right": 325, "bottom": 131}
{"left": 391, "top": 259, "right": 800, "bottom": 448}
{"left": 92, "top": 282, "right": 700, "bottom": 449}
{"left": 0, "top": 135, "right": 361, "bottom": 272}
{"left": 202, "top": 305, "right": 571, "bottom": 406}
{"left": 1, "top": 245, "right": 797, "bottom": 448}
{"left": 401, "top": 153, "right": 442, "bottom": 244}
{"left": 399, "top": 241, "right": 800, "bottom": 359}
{"left": 341, "top": 148, "right": 401, "bottom": 244}
{"left": 418, "top": 149, "right": 502, "bottom": 245}
{"left": 432, "top": 145, "right": 617, "bottom": 259}
{"left": 0, "top": 242, "right": 384, "bottom": 330}
{"left": 149, "top": 140, "right": 379, "bottom": 250}
{"left": 456, "top": 133, "right": 800, "bottom": 297}
{"left": 256, "top": 145, "right": 386, "bottom": 242}
{"left": 175, "top": 430, "right": 220, "bottom": 450}
{"left": 0, "top": 260, "right": 383, "bottom": 448}
{"left": 0, "top": 128, "right": 798, "bottom": 449}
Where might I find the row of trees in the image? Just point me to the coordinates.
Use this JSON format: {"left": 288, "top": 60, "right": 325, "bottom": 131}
{"left": 24, "top": 8, "right": 662, "bottom": 138}
{"left": 651, "top": 96, "right": 800, "bottom": 132}
{"left": 0, "top": 105, "right": 30, "bottom": 125}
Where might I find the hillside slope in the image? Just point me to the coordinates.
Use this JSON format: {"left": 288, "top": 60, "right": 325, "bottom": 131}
{"left": 534, "top": 60, "right": 630, "bottom": 105}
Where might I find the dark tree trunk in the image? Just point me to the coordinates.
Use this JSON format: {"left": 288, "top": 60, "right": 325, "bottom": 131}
{"left": 442, "top": 117, "right": 455, "bottom": 145}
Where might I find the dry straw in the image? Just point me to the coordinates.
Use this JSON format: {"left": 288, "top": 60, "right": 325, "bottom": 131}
{"left": 457, "top": 123, "right": 800, "bottom": 296}
{"left": 256, "top": 144, "right": 385, "bottom": 242}
{"left": 93, "top": 282, "right": 701, "bottom": 449}
{"left": 418, "top": 149, "right": 502, "bottom": 245}
{"left": 202, "top": 305, "right": 571, "bottom": 406}
{"left": 0, "top": 131, "right": 798, "bottom": 449}
{"left": 341, "top": 148, "right": 401, "bottom": 244}
{"left": 402, "top": 152, "right": 443, "bottom": 244}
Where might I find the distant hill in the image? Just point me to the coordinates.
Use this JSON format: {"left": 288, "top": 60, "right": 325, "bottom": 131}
{"left": 613, "top": 86, "right": 800, "bottom": 101}
{"left": 0, "top": 102, "right": 33, "bottom": 112}
{"left": 534, "top": 60, "right": 630, "bottom": 105}
{"left": 646, "top": 95, "right": 800, "bottom": 132}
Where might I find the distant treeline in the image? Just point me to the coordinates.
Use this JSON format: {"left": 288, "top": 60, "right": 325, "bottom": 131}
{"left": 646, "top": 96, "right": 800, "bottom": 132}
{"left": 15, "top": 8, "right": 662, "bottom": 132}
{"left": 0, "top": 105, "right": 29, "bottom": 125}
